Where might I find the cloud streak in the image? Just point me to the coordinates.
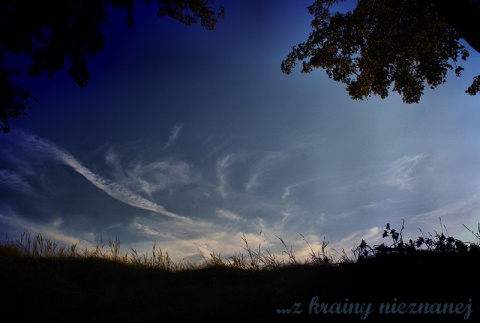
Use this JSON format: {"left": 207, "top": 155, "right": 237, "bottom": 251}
{"left": 282, "top": 185, "right": 293, "bottom": 200}
{"left": 244, "top": 151, "right": 286, "bottom": 192}
{"left": 410, "top": 189, "right": 480, "bottom": 228}
{"left": 164, "top": 123, "right": 184, "bottom": 149}
{"left": 388, "top": 153, "right": 428, "bottom": 190}
{"left": 22, "top": 132, "right": 191, "bottom": 222}
{"left": 105, "top": 146, "right": 195, "bottom": 198}
{"left": 216, "top": 209, "right": 242, "bottom": 221}
{"left": 0, "top": 169, "right": 35, "bottom": 195}
{"left": 216, "top": 154, "right": 232, "bottom": 198}
{"left": 281, "top": 177, "right": 321, "bottom": 200}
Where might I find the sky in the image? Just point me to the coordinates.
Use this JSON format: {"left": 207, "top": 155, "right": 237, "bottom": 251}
{"left": 1, "top": 0, "right": 480, "bottom": 263}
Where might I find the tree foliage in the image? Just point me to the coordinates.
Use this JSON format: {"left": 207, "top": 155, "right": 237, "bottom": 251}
{"left": 0, "top": 0, "right": 225, "bottom": 133}
{"left": 281, "top": 0, "right": 480, "bottom": 104}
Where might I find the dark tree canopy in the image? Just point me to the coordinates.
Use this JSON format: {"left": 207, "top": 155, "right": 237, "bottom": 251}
{"left": 281, "top": 0, "right": 480, "bottom": 104}
{"left": 0, "top": 0, "right": 225, "bottom": 133}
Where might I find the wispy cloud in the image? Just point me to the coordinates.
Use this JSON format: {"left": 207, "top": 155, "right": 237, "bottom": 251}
{"left": 126, "top": 160, "right": 193, "bottom": 196}
{"left": 106, "top": 146, "right": 195, "bottom": 198}
{"left": 244, "top": 151, "right": 286, "bottom": 192}
{"left": 388, "top": 153, "right": 428, "bottom": 190}
{"left": 21, "top": 132, "right": 192, "bottom": 222}
{"left": 0, "top": 169, "right": 35, "bottom": 195}
{"left": 244, "top": 173, "right": 261, "bottom": 192}
{"left": 216, "top": 154, "right": 232, "bottom": 198}
{"left": 216, "top": 151, "right": 284, "bottom": 197}
{"left": 410, "top": 189, "right": 480, "bottom": 230}
{"left": 282, "top": 185, "right": 293, "bottom": 199}
{"left": 130, "top": 217, "right": 169, "bottom": 237}
{"left": 215, "top": 209, "right": 242, "bottom": 221}
{"left": 281, "top": 177, "right": 320, "bottom": 200}
{"left": 164, "top": 123, "right": 184, "bottom": 149}
{"left": 105, "top": 146, "right": 123, "bottom": 174}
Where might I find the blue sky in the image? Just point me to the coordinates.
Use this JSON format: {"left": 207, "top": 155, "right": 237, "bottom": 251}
{"left": 1, "top": 0, "right": 480, "bottom": 262}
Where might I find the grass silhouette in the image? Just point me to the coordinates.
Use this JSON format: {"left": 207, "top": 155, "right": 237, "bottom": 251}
{"left": 1, "top": 221, "right": 479, "bottom": 322}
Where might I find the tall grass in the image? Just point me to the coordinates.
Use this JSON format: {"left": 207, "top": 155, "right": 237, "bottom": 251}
{"left": 2, "top": 219, "right": 480, "bottom": 271}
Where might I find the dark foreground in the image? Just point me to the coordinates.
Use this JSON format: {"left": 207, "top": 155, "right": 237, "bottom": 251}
{"left": 0, "top": 247, "right": 477, "bottom": 322}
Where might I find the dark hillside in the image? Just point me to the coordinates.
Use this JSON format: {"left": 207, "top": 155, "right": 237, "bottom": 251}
{"left": 0, "top": 245, "right": 477, "bottom": 322}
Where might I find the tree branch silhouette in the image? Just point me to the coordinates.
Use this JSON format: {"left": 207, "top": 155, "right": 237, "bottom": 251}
{"left": 0, "top": 0, "right": 225, "bottom": 133}
{"left": 281, "top": 0, "right": 480, "bottom": 104}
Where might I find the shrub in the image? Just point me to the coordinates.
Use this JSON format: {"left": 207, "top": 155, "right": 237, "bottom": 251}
{"left": 354, "top": 219, "right": 480, "bottom": 262}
